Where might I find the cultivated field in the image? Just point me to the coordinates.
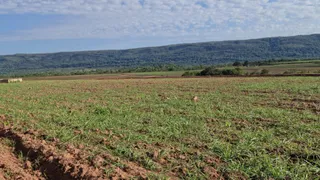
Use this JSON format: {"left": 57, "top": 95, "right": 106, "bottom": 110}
{"left": 239, "top": 60, "right": 320, "bottom": 74}
{"left": 0, "top": 77, "right": 319, "bottom": 179}
{"left": 19, "top": 59, "right": 320, "bottom": 81}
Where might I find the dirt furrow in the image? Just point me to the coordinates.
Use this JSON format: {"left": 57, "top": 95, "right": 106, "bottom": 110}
{"left": 0, "top": 139, "right": 41, "bottom": 180}
{"left": 0, "top": 127, "right": 104, "bottom": 180}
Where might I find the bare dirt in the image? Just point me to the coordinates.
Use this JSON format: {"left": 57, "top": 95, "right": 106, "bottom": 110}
{"left": 0, "top": 100, "right": 224, "bottom": 179}
{"left": 0, "top": 125, "right": 175, "bottom": 179}
{"left": 0, "top": 126, "right": 104, "bottom": 180}
{"left": 0, "top": 140, "right": 41, "bottom": 180}
{"left": 0, "top": 114, "right": 105, "bottom": 179}
{"left": 0, "top": 126, "right": 222, "bottom": 179}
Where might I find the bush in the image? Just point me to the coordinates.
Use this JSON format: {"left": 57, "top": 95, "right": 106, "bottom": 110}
{"left": 233, "top": 61, "right": 242, "bottom": 66}
{"left": 221, "top": 69, "right": 234, "bottom": 75}
{"left": 182, "top": 71, "right": 199, "bottom": 77}
{"left": 199, "top": 67, "right": 243, "bottom": 76}
{"left": 243, "top": 61, "right": 249, "bottom": 67}
{"left": 260, "top": 69, "right": 269, "bottom": 75}
{"left": 199, "top": 67, "right": 222, "bottom": 76}
{"left": 249, "top": 71, "right": 259, "bottom": 76}
{"left": 235, "top": 68, "right": 244, "bottom": 75}
{"left": 221, "top": 68, "right": 244, "bottom": 75}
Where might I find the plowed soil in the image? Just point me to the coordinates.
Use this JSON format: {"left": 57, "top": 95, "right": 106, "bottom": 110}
{"left": 0, "top": 140, "right": 40, "bottom": 180}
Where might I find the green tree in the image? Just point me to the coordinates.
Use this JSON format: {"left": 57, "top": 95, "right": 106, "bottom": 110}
{"left": 233, "top": 61, "right": 242, "bottom": 66}
{"left": 243, "top": 61, "right": 249, "bottom": 67}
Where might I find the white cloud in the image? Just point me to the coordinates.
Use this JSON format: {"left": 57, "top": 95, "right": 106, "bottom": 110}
{"left": 0, "top": 0, "right": 319, "bottom": 41}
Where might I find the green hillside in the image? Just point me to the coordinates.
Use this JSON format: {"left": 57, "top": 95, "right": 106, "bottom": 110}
{"left": 1, "top": 34, "right": 320, "bottom": 75}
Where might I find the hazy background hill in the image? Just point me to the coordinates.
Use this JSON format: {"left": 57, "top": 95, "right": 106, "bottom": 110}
{"left": 1, "top": 34, "right": 320, "bottom": 75}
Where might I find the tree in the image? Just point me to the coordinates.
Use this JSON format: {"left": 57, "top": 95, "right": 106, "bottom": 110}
{"left": 233, "top": 61, "right": 242, "bottom": 66}
{"left": 243, "top": 61, "right": 249, "bottom": 67}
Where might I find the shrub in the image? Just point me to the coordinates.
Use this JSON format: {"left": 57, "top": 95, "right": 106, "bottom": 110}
{"left": 221, "top": 68, "right": 244, "bottom": 75}
{"left": 233, "top": 61, "right": 242, "bottom": 66}
{"left": 199, "top": 67, "right": 244, "bottom": 76}
{"left": 199, "top": 67, "right": 222, "bottom": 76}
{"left": 235, "top": 68, "right": 244, "bottom": 75}
{"left": 260, "top": 69, "right": 269, "bottom": 75}
{"left": 182, "top": 71, "right": 198, "bottom": 77}
{"left": 250, "top": 71, "right": 259, "bottom": 76}
{"left": 243, "top": 61, "right": 249, "bottom": 67}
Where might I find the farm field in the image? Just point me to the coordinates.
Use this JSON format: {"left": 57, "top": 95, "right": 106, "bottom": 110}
{"left": 19, "top": 59, "right": 320, "bottom": 81}
{"left": 238, "top": 61, "right": 320, "bottom": 74}
{"left": 24, "top": 71, "right": 188, "bottom": 81}
{"left": 214, "top": 60, "right": 320, "bottom": 75}
{"left": 0, "top": 77, "right": 319, "bottom": 179}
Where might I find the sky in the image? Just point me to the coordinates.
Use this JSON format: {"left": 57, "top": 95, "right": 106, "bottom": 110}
{"left": 0, "top": 0, "right": 319, "bottom": 55}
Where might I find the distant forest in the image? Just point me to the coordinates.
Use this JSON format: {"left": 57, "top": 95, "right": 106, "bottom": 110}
{"left": 1, "top": 34, "right": 320, "bottom": 75}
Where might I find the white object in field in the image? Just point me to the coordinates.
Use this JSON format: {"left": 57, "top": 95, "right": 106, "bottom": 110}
{"left": 0, "top": 78, "right": 23, "bottom": 83}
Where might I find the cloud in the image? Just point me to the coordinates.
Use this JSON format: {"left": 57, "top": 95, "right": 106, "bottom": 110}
{"left": 0, "top": 0, "right": 319, "bottom": 41}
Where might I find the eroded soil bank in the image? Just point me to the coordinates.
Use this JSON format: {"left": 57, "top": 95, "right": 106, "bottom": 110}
{"left": 0, "top": 139, "right": 41, "bottom": 180}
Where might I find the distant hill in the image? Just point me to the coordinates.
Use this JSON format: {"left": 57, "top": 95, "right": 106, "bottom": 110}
{"left": 1, "top": 34, "right": 320, "bottom": 75}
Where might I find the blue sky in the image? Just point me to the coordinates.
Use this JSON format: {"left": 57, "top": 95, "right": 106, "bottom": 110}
{"left": 0, "top": 0, "right": 319, "bottom": 55}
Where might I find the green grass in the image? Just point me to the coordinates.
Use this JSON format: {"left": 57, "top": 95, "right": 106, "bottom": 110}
{"left": 220, "top": 60, "right": 320, "bottom": 74}
{"left": 129, "top": 70, "right": 192, "bottom": 76}
{"left": 0, "top": 77, "right": 319, "bottom": 179}
{"left": 267, "top": 59, "right": 320, "bottom": 65}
